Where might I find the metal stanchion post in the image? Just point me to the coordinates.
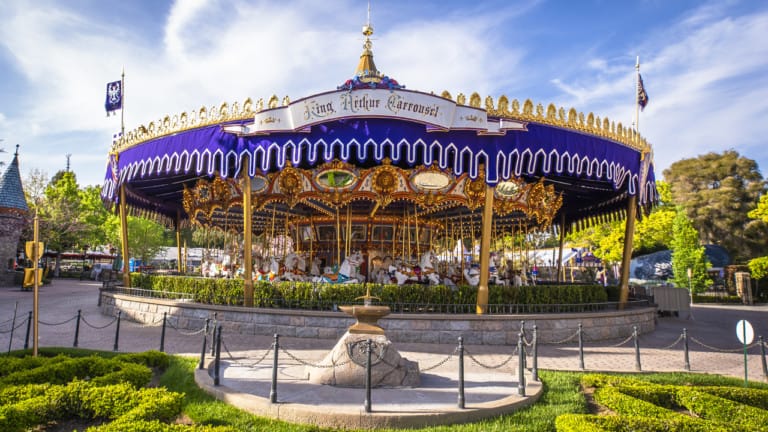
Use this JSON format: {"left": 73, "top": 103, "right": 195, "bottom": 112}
{"left": 457, "top": 336, "right": 465, "bottom": 409}
{"left": 759, "top": 336, "right": 767, "bottom": 380}
{"left": 199, "top": 318, "right": 210, "bottom": 370}
{"left": 73, "top": 310, "right": 81, "bottom": 348}
{"left": 633, "top": 325, "right": 641, "bottom": 371}
{"left": 365, "top": 338, "right": 373, "bottom": 413}
{"left": 24, "top": 311, "right": 32, "bottom": 350}
{"left": 532, "top": 325, "right": 539, "bottom": 382}
{"left": 517, "top": 331, "right": 525, "bottom": 396}
{"left": 683, "top": 328, "right": 690, "bottom": 371}
{"left": 213, "top": 325, "right": 222, "bottom": 386}
{"left": 578, "top": 323, "right": 584, "bottom": 371}
{"left": 7, "top": 301, "right": 18, "bottom": 354}
{"left": 270, "top": 334, "right": 279, "bottom": 403}
{"left": 210, "top": 312, "right": 218, "bottom": 356}
{"left": 113, "top": 311, "right": 122, "bottom": 352}
{"left": 160, "top": 312, "right": 167, "bottom": 352}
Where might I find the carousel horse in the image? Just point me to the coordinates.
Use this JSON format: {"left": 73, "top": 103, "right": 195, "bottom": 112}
{"left": 309, "top": 257, "right": 322, "bottom": 276}
{"left": 463, "top": 264, "right": 480, "bottom": 287}
{"left": 316, "top": 251, "right": 364, "bottom": 283}
{"left": 418, "top": 251, "right": 441, "bottom": 285}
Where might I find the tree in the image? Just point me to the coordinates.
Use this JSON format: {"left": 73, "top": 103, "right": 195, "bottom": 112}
{"left": 78, "top": 185, "right": 111, "bottom": 248}
{"left": 747, "top": 193, "right": 768, "bottom": 280}
{"left": 670, "top": 208, "right": 712, "bottom": 293}
{"left": 104, "top": 214, "right": 166, "bottom": 265}
{"left": 663, "top": 150, "right": 767, "bottom": 262}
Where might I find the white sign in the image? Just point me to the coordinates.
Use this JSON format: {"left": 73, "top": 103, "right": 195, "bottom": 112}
{"left": 223, "top": 89, "right": 527, "bottom": 136}
{"left": 736, "top": 320, "right": 754, "bottom": 345}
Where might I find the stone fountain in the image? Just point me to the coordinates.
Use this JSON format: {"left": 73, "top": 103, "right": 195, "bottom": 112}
{"left": 306, "top": 287, "right": 420, "bottom": 387}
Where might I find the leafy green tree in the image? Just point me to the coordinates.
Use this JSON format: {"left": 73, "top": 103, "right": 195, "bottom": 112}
{"left": 663, "top": 150, "right": 767, "bottom": 262}
{"left": 78, "top": 185, "right": 110, "bottom": 248}
{"left": 747, "top": 193, "right": 768, "bottom": 280}
{"left": 670, "top": 208, "right": 712, "bottom": 293}
{"left": 104, "top": 214, "right": 167, "bottom": 265}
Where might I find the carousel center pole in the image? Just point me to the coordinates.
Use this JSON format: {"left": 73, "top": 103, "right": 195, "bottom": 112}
{"left": 477, "top": 185, "right": 494, "bottom": 314}
{"left": 175, "top": 210, "right": 183, "bottom": 273}
{"left": 119, "top": 184, "right": 131, "bottom": 288}
{"left": 242, "top": 160, "right": 254, "bottom": 307}
{"left": 618, "top": 194, "right": 638, "bottom": 309}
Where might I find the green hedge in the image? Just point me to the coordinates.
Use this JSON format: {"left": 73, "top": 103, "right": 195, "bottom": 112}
{"left": 563, "top": 374, "right": 768, "bottom": 432}
{"left": 129, "top": 273, "right": 610, "bottom": 309}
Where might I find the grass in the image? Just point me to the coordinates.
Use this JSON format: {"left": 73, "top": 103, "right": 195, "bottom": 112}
{"left": 7, "top": 349, "right": 768, "bottom": 431}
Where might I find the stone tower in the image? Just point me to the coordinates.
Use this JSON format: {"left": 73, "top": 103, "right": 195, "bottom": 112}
{"left": 0, "top": 146, "right": 29, "bottom": 287}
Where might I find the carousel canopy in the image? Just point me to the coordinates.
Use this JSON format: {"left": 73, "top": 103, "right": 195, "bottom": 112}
{"left": 101, "top": 22, "right": 656, "bottom": 241}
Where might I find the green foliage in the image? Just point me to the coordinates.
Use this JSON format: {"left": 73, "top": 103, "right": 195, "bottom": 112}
{"left": 565, "top": 373, "right": 768, "bottom": 432}
{"left": 105, "top": 215, "right": 168, "bottom": 265}
{"left": 748, "top": 256, "right": 768, "bottom": 280}
{"left": 130, "top": 274, "right": 610, "bottom": 310}
{"left": 663, "top": 150, "right": 768, "bottom": 261}
{"left": 748, "top": 193, "right": 768, "bottom": 222}
{"left": 670, "top": 208, "right": 712, "bottom": 293}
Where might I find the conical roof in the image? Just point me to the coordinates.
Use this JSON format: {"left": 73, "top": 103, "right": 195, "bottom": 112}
{"left": 0, "top": 146, "right": 29, "bottom": 212}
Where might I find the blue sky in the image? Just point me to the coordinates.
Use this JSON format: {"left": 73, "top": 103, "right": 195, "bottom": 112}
{"left": 1, "top": 0, "right": 767, "bottom": 187}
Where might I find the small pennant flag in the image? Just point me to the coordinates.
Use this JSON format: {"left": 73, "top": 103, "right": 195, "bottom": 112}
{"left": 637, "top": 73, "right": 649, "bottom": 111}
{"left": 105, "top": 80, "right": 122, "bottom": 115}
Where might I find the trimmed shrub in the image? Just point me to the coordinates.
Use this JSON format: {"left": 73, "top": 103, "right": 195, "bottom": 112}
{"left": 555, "top": 413, "right": 735, "bottom": 432}
{"left": 675, "top": 388, "right": 768, "bottom": 427}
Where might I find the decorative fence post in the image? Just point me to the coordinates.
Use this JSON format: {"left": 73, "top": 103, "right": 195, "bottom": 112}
{"left": 160, "top": 312, "right": 167, "bottom": 352}
{"left": 532, "top": 325, "right": 539, "bottom": 382}
{"left": 578, "top": 323, "right": 585, "bottom": 371}
{"left": 213, "top": 325, "right": 222, "bottom": 386}
{"left": 270, "top": 334, "right": 279, "bottom": 403}
{"left": 210, "top": 312, "right": 218, "bottom": 356}
{"left": 199, "top": 318, "right": 210, "bottom": 370}
{"left": 365, "top": 338, "right": 373, "bottom": 413}
{"left": 113, "top": 311, "right": 122, "bottom": 352}
{"left": 633, "top": 325, "right": 641, "bottom": 372}
{"left": 24, "top": 311, "right": 32, "bottom": 350}
{"left": 683, "top": 328, "right": 690, "bottom": 371}
{"left": 759, "top": 335, "right": 767, "bottom": 379}
{"left": 517, "top": 331, "right": 526, "bottom": 396}
{"left": 457, "top": 336, "right": 465, "bottom": 409}
{"left": 73, "top": 310, "right": 81, "bottom": 348}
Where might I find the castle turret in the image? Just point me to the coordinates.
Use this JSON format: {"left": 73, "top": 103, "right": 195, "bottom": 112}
{"left": 0, "top": 146, "right": 29, "bottom": 286}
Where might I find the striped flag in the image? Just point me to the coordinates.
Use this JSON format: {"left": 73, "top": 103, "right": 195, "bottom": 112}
{"left": 105, "top": 80, "right": 123, "bottom": 115}
{"left": 637, "top": 73, "right": 649, "bottom": 111}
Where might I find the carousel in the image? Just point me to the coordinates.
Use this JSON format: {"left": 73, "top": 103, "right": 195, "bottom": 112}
{"left": 102, "top": 21, "right": 656, "bottom": 312}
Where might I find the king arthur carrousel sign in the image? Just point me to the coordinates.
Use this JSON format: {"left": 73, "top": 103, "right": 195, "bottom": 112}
{"left": 224, "top": 89, "right": 526, "bottom": 136}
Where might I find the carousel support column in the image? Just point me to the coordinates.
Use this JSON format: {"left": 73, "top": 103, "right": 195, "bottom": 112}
{"left": 119, "top": 184, "right": 131, "bottom": 288}
{"left": 242, "top": 165, "right": 254, "bottom": 307}
{"left": 175, "top": 211, "right": 183, "bottom": 273}
{"left": 477, "top": 185, "right": 494, "bottom": 314}
{"left": 557, "top": 212, "right": 566, "bottom": 283}
{"left": 618, "top": 195, "right": 638, "bottom": 309}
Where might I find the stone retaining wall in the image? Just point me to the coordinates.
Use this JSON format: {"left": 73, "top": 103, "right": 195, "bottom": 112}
{"left": 100, "top": 292, "right": 656, "bottom": 344}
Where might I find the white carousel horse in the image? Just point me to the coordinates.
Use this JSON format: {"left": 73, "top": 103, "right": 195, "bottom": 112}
{"left": 309, "top": 257, "right": 322, "bottom": 276}
{"left": 316, "top": 251, "right": 364, "bottom": 283}
{"left": 463, "top": 265, "right": 480, "bottom": 287}
{"left": 418, "top": 251, "right": 441, "bottom": 285}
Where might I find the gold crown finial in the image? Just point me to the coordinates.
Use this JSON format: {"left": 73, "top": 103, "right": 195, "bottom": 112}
{"left": 355, "top": 0, "right": 380, "bottom": 81}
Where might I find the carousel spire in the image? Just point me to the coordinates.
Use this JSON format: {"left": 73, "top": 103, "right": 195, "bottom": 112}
{"left": 339, "top": 2, "right": 404, "bottom": 91}
{"left": 355, "top": 2, "right": 380, "bottom": 82}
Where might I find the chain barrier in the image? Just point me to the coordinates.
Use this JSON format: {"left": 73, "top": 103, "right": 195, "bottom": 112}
{"left": 658, "top": 334, "right": 684, "bottom": 350}
{"left": 601, "top": 333, "right": 635, "bottom": 348}
{"left": 81, "top": 316, "right": 118, "bottom": 330}
{"left": 279, "top": 346, "right": 353, "bottom": 369}
{"left": 39, "top": 315, "right": 78, "bottom": 326}
{"left": 465, "top": 347, "right": 518, "bottom": 370}
{"left": 166, "top": 320, "right": 207, "bottom": 336}
{"left": 689, "top": 336, "right": 759, "bottom": 353}
{"left": 220, "top": 338, "right": 275, "bottom": 369}
{"left": 549, "top": 329, "right": 580, "bottom": 345}
{"left": 0, "top": 319, "right": 28, "bottom": 334}
{"left": 420, "top": 347, "right": 459, "bottom": 372}
{"left": 0, "top": 316, "right": 17, "bottom": 326}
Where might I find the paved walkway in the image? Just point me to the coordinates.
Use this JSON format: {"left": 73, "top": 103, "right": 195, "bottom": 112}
{"left": 1, "top": 279, "right": 767, "bottom": 427}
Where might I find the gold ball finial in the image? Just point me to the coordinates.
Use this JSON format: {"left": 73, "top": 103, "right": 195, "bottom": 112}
{"left": 362, "top": 24, "right": 374, "bottom": 37}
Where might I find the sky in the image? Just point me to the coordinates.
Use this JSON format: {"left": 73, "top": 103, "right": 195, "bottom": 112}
{"left": 1, "top": 0, "right": 767, "bottom": 187}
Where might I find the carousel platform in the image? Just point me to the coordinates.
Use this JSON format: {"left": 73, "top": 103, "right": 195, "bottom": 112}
{"left": 196, "top": 356, "right": 542, "bottom": 429}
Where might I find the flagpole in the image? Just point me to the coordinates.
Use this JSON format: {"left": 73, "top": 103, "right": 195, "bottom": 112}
{"left": 121, "top": 67, "right": 126, "bottom": 142}
{"left": 634, "top": 56, "right": 641, "bottom": 138}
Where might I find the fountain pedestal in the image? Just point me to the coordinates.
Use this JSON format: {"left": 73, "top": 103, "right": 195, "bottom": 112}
{"left": 306, "top": 298, "right": 420, "bottom": 387}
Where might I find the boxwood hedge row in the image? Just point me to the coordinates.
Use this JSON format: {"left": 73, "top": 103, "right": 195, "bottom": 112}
{"left": 129, "top": 273, "right": 610, "bottom": 308}
{"left": 556, "top": 374, "right": 768, "bottom": 431}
